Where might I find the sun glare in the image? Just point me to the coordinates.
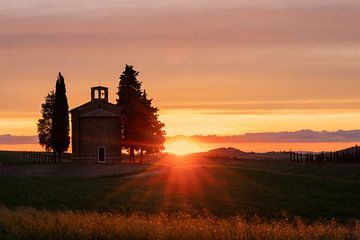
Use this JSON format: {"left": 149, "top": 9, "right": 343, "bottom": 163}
{"left": 165, "top": 140, "right": 203, "bottom": 155}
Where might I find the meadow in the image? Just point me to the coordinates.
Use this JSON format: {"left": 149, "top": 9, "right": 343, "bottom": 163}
{"left": 1, "top": 151, "right": 360, "bottom": 239}
{"left": 0, "top": 151, "right": 71, "bottom": 165}
{"left": 0, "top": 207, "right": 359, "bottom": 240}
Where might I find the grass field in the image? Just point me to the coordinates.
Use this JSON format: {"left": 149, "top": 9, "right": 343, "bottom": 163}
{"left": 1, "top": 151, "right": 360, "bottom": 238}
{"left": 0, "top": 151, "right": 35, "bottom": 165}
{"left": 1, "top": 155, "right": 360, "bottom": 220}
{"left": 0, "top": 207, "right": 359, "bottom": 240}
{"left": 0, "top": 151, "right": 71, "bottom": 165}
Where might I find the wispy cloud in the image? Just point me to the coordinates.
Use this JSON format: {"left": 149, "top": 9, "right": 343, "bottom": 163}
{"left": 3, "top": 129, "right": 360, "bottom": 146}
{"left": 168, "top": 130, "right": 360, "bottom": 143}
{"left": 160, "top": 99, "right": 360, "bottom": 114}
{"left": 1, "top": 0, "right": 360, "bottom": 136}
{"left": 0, "top": 134, "right": 37, "bottom": 144}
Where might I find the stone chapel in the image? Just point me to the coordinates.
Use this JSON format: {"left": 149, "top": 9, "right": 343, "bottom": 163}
{"left": 70, "top": 86, "right": 122, "bottom": 163}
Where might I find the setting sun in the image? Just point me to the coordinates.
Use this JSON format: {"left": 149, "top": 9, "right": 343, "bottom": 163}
{"left": 165, "top": 140, "right": 203, "bottom": 155}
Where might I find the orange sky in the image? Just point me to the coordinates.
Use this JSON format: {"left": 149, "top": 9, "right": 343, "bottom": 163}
{"left": 1, "top": 1, "right": 360, "bottom": 138}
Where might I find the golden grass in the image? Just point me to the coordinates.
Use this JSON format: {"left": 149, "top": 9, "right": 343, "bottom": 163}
{"left": 0, "top": 207, "right": 359, "bottom": 240}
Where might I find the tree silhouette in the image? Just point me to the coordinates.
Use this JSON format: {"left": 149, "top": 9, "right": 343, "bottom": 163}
{"left": 138, "top": 90, "right": 165, "bottom": 162}
{"left": 117, "top": 65, "right": 166, "bottom": 162}
{"left": 116, "top": 65, "right": 143, "bottom": 161}
{"left": 51, "top": 72, "right": 70, "bottom": 162}
{"left": 37, "top": 91, "right": 55, "bottom": 152}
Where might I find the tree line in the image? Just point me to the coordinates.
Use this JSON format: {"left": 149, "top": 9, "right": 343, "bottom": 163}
{"left": 37, "top": 65, "right": 165, "bottom": 162}
{"left": 289, "top": 147, "right": 360, "bottom": 164}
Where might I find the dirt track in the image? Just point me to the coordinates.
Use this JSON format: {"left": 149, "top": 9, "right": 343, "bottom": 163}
{"left": 0, "top": 164, "right": 152, "bottom": 177}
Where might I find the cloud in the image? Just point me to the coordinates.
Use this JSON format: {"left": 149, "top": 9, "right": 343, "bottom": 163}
{"left": 159, "top": 99, "right": 360, "bottom": 114}
{"left": 168, "top": 130, "right": 360, "bottom": 143}
{"left": 1, "top": 0, "right": 360, "bottom": 136}
{"left": 3, "top": 130, "right": 360, "bottom": 146}
{"left": 2, "top": 1, "right": 360, "bottom": 47}
{"left": 0, "top": 134, "right": 37, "bottom": 144}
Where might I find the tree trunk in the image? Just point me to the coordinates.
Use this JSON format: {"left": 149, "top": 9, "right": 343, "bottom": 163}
{"left": 119, "top": 147, "right": 122, "bottom": 163}
{"left": 58, "top": 152, "right": 62, "bottom": 163}
{"left": 130, "top": 147, "right": 135, "bottom": 162}
{"left": 53, "top": 151, "right": 57, "bottom": 164}
{"left": 140, "top": 149, "right": 143, "bottom": 164}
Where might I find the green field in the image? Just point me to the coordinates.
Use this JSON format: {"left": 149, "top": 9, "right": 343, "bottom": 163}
{"left": 0, "top": 151, "right": 71, "bottom": 165}
{"left": 0, "top": 151, "right": 34, "bottom": 165}
{"left": 1, "top": 152, "right": 360, "bottom": 238}
{"left": 1, "top": 156, "right": 360, "bottom": 220}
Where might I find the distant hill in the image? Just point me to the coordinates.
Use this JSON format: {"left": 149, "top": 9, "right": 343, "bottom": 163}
{"left": 203, "top": 147, "right": 247, "bottom": 158}
{"left": 192, "top": 145, "right": 360, "bottom": 162}
{"left": 337, "top": 145, "right": 360, "bottom": 153}
{"left": 289, "top": 145, "right": 360, "bottom": 164}
{"left": 193, "top": 147, "right": 289, "bottom": 160}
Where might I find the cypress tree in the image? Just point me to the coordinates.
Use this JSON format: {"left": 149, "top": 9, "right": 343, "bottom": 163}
{"left": 51, "top": 72, "right": 70, "bottom": 162}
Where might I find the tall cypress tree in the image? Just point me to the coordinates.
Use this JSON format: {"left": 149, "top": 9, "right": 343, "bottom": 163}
{"left": 51, "top": 72, "right": 70, "bottom": 162}
{"left": 117, "top": 65, "right": 143, "bottom": 161}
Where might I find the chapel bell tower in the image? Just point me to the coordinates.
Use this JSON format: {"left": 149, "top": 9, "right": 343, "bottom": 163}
{"left": 91, "top": 86, "right": 108, "bottom": 102}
